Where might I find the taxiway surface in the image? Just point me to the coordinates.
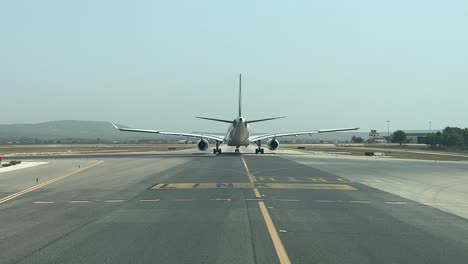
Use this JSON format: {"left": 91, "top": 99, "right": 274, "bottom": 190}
{"left": 1, "top": 147, "right": 468, "bottom": 263}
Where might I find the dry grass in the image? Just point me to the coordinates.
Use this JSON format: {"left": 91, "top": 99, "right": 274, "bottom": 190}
{"left": 0, "top": 144, "right": 196, "bottom": 156}
{"left": 282, "top": 144, "right": 468, "bottom": 161}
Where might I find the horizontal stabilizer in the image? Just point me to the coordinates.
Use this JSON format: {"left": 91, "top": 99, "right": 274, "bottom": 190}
{"left": 196, "top": 117, "right": 233, "bottom": 124}
{"left": 246, "top": 116, "right": 286, "bottom": 124}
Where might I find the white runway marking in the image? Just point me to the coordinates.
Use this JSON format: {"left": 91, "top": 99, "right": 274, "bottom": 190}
{"left": 22, "top": 198, "right": 465, "bottom": 207}
{"left": 349, "top": 200, "right": 371, "bottom": 204}
{"left": 315, "top": 200, "right": 335, "bottom": 203}
{"left": 104, "top": 200, "right": 126, "bottom": 203}
{"left": 423, "top": 202, "right": 446, "bottom": 206}
{"left": 0, "top": 162, "right": 49, "bottom": 174}
{"left": 385, "top": 179, "right": 402, "bottom": 184}
{"left": 384, "top": 201, "right": 408, "bottom": 205}
{"left": 359, "top": 178, "right": 374, "bottom": 183}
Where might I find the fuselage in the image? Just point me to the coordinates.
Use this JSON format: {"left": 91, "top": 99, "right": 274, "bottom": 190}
{"left": 225, "top": 117, "right": 251, "bottom": 147}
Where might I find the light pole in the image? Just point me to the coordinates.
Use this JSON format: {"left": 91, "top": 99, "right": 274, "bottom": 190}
{"left": 387, "top": 120, "right": 390, "bottom": 142}
{"left": 429, "top": 121, "right": 432, "bottom": 132}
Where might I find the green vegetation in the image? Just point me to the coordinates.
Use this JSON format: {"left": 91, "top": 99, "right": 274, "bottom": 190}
{"left": 351, "top": 136, "right": 364, "bottom": 143}
{"left": 426, "top": 127, "right": 468, "bottom": 149}
{"left": 1, "top": 160, "right": 22, "bottom": 167}
{"left": 391, "top": 130, "right": 408, "bottom": 145}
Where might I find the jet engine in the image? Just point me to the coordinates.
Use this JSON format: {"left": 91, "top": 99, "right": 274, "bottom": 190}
{"left": 197, "top": 139, "right": 209, "bottom": 151}
{"left": 267, "top": 139, "right": 279, "bottom": 150}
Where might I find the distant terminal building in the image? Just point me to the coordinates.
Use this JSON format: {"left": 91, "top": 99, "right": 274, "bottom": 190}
{"left": 405, "top": 132, "right": 429, "bottom": 144}
{"left": 368, "top": 130, "right": 387, "bottom": 143}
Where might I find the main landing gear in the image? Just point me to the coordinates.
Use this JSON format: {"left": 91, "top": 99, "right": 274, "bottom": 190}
{"left": 255, "top": 141, "right": 265, "bottom": 154}
{"left": 213, "top": 141, "right": 222, "bottom": 154}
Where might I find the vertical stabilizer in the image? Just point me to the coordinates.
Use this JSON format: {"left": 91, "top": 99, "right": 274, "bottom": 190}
{"left": 238, "top": 74, "right": 242, "bottom": 117}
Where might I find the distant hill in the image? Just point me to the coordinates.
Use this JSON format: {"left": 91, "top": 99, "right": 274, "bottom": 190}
{"left": 0, "top": 120, "right": 162, "bottom": 142}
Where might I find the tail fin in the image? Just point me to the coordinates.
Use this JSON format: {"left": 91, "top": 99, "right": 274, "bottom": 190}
{"left": 238, "top": 74, "right": 242, "bottom": 117}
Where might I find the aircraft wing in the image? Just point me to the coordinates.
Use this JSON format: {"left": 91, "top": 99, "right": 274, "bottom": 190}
{"left": 157, "top": 131, "right": 225, "bottom": 142}
{"left": 111, "top": 123, "right": 225, "bottom": 142}
{"left": 249, "top": 127, "right": 360, "bottom": 142}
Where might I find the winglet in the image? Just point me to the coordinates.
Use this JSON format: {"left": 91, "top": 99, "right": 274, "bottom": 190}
{"left": 111, "top": 123, "right": 119, "bottom": 130}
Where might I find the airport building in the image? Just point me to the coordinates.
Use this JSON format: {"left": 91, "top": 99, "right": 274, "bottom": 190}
{"left": 367, "top": 130, "right": 430, "bottom": 144}
{"left": 368, "top": 130, "right": 387, "bottom": 143}
{"left": 405, "top": 132, "right": 429, "bottom": 144}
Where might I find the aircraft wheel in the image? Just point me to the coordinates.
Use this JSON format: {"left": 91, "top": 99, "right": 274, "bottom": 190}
{"left": 260, "top": 148, "right": 264, "bottom": 154}
{"left": 213, "top": 149, "right": 217, "bottom": 154}
{"left": 218, "top": 149, "right": 222, "bottom": 154}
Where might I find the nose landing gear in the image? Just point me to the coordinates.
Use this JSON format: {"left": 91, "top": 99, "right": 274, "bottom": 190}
{"left": 235, "top": 147, "right": 240, "bottom": 154}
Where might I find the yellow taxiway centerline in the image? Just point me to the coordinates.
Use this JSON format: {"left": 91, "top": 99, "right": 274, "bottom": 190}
{"left": 0, "top": 160, "right": 104, "bottom": 205}
{"left": 241, "top": 156, "right": 262, "bottom": 198}
{"left": 241, "top": 156, "right": 291, "bottom": 264}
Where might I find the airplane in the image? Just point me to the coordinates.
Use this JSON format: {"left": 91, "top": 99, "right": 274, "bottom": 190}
{"left": 112, "top": 74, "right": 359, "bottom": 154}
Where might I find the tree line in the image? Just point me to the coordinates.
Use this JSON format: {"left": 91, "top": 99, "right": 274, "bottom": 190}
{"left": 351, "top": 127, "right": 468, "bottom": 149}
{"left": 425, "top": 127, "right": 468, "bottom": 149}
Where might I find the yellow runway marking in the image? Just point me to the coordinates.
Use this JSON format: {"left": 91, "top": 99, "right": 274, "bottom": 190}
{"left": 241, "top": 156, "right": 291, "bottom": 264}
{"left": 241, "top": 157, "right": 262, "bottom": 198}
{"left": 151, "top": 182, "right": 356, "bottom": 190}
{"left": 258, "top": 201, "right": 291, "bottom": 264}
{"left": 0, "top": 160, "right": 104, "bottom": 205}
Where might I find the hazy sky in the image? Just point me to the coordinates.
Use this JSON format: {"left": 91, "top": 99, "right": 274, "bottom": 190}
{"left": 1, "top": 0, "right": 467, "bottom": 133}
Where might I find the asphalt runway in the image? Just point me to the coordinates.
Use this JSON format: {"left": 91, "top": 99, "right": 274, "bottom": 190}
{"left": 1, "top": 147, "right": 468, "bottom": 263}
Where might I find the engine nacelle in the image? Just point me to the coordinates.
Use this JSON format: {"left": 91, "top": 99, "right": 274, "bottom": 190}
{"left": 197, "top": 139, "right": 209, "bottom": 151}
{"left": 267, "top": 139, "right": 280, "bottom": 150}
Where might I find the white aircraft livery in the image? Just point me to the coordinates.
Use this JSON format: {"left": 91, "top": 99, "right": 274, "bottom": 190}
{"left": 112, "top": 75, "right": 359, "bottom": 154}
